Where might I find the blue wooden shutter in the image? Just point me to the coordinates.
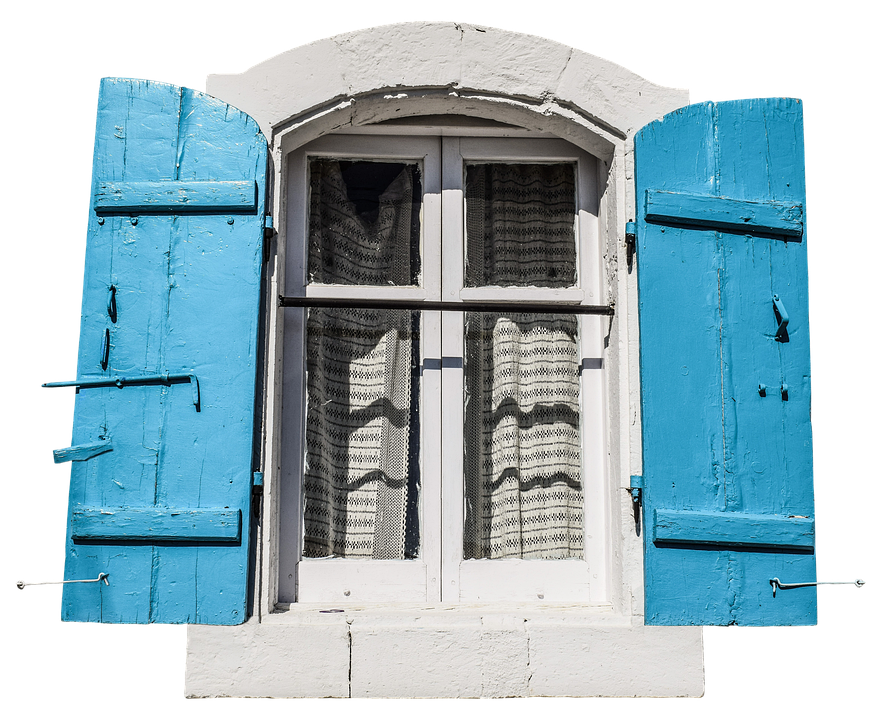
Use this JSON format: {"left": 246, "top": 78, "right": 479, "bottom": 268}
{"left": 635, "top": 99, "right": 815, "bottom": 625}
{"left": 52, "top": 78, "right": 267, "bottom": 624}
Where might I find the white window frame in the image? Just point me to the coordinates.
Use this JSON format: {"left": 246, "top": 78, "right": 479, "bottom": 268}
{"left": 279, "top": 131, "right": 609, "bottom": 605}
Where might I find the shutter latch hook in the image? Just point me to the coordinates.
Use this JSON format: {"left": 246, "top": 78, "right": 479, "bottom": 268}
{"left": 770, "top": 577, "right": 865, "bottom": 597}
{"left": 17, "top": 573, "right": 109, "bottom": 590}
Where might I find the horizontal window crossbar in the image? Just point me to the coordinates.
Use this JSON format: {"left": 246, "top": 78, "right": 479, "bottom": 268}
{"left": 279, "top": 296, "right": 614, "bottom": 315}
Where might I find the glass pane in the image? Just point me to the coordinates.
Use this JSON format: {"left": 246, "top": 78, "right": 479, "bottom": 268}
{"left": 308, "top": 159, "right": 421, "bottom": 286}
{"left": 464, "top": 312, "right": 583, "bottom": 559}
{"left": 303, "top": 308, "right": 421, "bottom": 559}
{"left": 465, "top": 163, "right": 576, "bottom": 288}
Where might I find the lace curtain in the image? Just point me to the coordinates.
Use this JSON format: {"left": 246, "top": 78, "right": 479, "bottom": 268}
{"left": 464, "top": 312, "right": 583, "bottom": 559}
{"left": 301, "top": 159, "right": 582, "bottom": 562}
{"left": 464, "top": 163, "right": 583, "bottom": 559}
{"left": 465, "top": 163, "right": 577, "bottom": 288}
{"left": 302, "top": 160, "right": 420, "bottom": 559}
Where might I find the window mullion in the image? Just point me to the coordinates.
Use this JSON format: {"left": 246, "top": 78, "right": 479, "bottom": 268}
{"left": 421, "top": 138, "right": 444, "bottom": 601}
{"left": 440, "top": 137, "right": 465, "bottom": 602}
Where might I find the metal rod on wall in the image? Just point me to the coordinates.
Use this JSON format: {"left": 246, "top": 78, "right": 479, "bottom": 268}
{"left": 279, "top": 296, "right": 615, "bottom": 316}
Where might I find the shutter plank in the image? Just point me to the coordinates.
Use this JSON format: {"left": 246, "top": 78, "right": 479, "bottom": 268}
{"left": 653, "top": 510, "right": 814, "bottom": 549}
{"left": 645, "top": 190, "right": 803, "bottom": 236}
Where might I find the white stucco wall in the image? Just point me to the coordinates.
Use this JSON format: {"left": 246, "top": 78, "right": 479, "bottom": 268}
{"left": 188, "top": 21, "right": 701, "bottom": 698}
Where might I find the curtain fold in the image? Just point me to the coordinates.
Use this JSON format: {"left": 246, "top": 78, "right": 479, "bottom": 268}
{"left": 308, "top": 159, "right": 420, "bottom": 286}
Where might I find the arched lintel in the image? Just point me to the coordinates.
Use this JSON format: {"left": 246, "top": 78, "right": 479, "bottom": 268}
{"left": 275, "top": 87, "right": 621, "bottom": 164}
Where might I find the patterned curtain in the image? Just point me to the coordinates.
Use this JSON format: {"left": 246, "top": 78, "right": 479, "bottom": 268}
{"left": 463, "top": 164, "right": 583, "bottom": 559}
{"left": 302, "top": 160, "right": 420, "bottom": 559}
{"left": 301, "top": 159, "right": 582, "bottom": 561}
{"left": 465, "top": 163, "right": 577, "bottom": 288}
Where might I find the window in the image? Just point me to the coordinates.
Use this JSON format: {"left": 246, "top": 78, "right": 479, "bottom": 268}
{"left": 279, "top": 130, "right": 609, "bottom": 604}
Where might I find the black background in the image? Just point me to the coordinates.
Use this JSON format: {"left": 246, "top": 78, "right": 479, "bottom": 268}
{"left": 10, "top": 15, "right": 860, "bottom": 713}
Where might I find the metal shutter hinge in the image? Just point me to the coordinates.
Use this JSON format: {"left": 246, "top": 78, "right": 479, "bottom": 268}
{"left": 625, "top": 221, "right": 637, "bottom": 271}
{"left": 252, "top": 471, "right": 264, "bottom": 518}
{"left": 629, "top": 474, "right": 643, "bottom": 504}
{"left": 263, "top": 215, "right": 275, "bottom": 262}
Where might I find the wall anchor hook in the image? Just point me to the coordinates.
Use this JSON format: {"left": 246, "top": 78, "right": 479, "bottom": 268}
{"left": 770, "top": 577, "right": 868, "bottom": 597}
{"left": 13, "top": 573, "right": 110, "bottom": 592}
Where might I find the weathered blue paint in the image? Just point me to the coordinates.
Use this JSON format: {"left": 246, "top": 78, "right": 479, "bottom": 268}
{"left": 53, "top": 440, "right": 113, "bottom": 463}
{"left": 636, "top": 99, "right": 816, "bottom": 626}
{"left": 71, "top": 508, "right": 241, "bottom": 542}
{"left": 644, "top": 189, "right": 804, "bottom": 237}
{"left": 94, "top": 180, "right": 257, "bottom": 213}
{"left": 60, "top": 78, "right": 267, "bottom": 624}
{"left": 653, "top": 510, "right": 814, "bottom": 549}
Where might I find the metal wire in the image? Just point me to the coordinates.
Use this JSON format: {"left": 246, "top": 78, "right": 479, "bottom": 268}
{"left": 17, "top": 573, "right": 109, "bottom": 590}
{"left": 770, "top": 577, "right": 865, "bottom": 597}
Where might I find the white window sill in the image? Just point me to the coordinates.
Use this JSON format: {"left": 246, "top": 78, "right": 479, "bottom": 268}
{"left": 186, "top": 602, "right": 704, "bottom": 698}
{"left": 266, "top": 600, "right": 620, "bottom": 624}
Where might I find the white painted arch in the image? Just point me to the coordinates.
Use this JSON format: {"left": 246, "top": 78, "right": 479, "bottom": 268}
{"left": 207, "top": 21, "right": 687, "bottom": 157}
